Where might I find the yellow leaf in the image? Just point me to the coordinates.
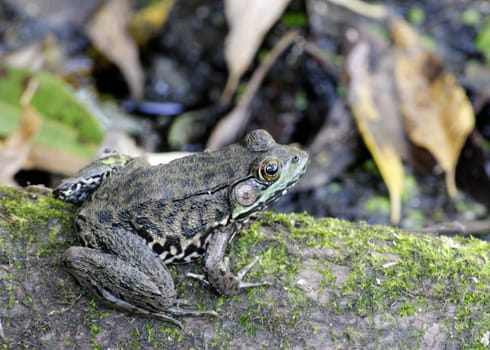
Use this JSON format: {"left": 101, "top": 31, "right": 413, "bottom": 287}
{"left": 130, "top": 0, "right": 176, "bottom": 45}
{"left": 392, "top": 18, "right": 475, "bottom": 196}
{"left": 346, "top": 42, "right": 405, "bottom": 224}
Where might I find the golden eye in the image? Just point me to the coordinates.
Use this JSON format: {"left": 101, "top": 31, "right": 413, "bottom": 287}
{"left": 259, "top": 158, "right": 281, "bottom": 181}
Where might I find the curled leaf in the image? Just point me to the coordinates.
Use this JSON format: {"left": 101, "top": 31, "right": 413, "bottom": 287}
{"left": 346, "top": 41, "right": 405, "bottom": 224}
{"left": 392, "top": 18, "right": 475, "bottom": 196}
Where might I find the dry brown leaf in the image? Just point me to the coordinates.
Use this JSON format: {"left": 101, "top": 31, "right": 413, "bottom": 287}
{"left": 346, "top": 41, "right": 405, "bottom": 224}
{"left": 221, "top": 0, "right": 292, "bottom": 104}
{"left": 392, "top": 18, "right": 475, "bottom": 196}
{"left": 0, "top": 78, "right": 41, "bottom": 185}
{"left": 86, "top": 0, "right": 144, "bottom": 100}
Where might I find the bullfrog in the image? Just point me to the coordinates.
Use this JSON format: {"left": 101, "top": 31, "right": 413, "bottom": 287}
{"left": 53, "top": 129, "right": 309, "bottom": 326}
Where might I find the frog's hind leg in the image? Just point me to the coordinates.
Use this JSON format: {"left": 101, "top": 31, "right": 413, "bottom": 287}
{"left": 64, "top": 226, "right": 217, "bottom": 324}
{"left": 64, "top": 246, "right": 183, "bottom": 325}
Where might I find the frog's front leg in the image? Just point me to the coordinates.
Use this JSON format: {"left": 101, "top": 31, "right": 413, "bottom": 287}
{"left": 54, "top": 154, "right": 135, "bottom": 204}
{"left": 64, "top": 226, "right": 217, "bottom": 325}
{"left": 200, "top": 228, "right": 269, "bottom": 296}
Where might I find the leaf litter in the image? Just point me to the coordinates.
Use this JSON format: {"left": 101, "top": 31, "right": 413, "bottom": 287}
{"left": 344, "top": 16, "right": 476, "bottom": 223}
{"left": 0, "top": 0, "right": 486, "bottom": 226}
{"left": 392, "top": 17, "right": 475, "bottom": 198}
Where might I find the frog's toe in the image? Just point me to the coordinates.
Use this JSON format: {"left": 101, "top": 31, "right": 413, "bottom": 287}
{"left": 185, "top": 272, "right": 210, "bottom": 286}
{"left": 167, "top": 306, "right": 219, "bottom": 318}
{"left": 238, "top": 280, "right": 270, "bottom": 289}
{"left": 97, "top": 286, "right": 185, "bottom": 327}
{"left": 175, "top": 298, "right": 192, "bottom": 306}
{"left": 202, "top": 254, "right": 270, "bottom": 295}
{"left": 147, "top": 312, "right": 184, "bottom": 328}
{"left": 174, "top": 299, "right": 219, "bottom": 317}
{"left": 235, "top": 256, "right": 270, "bottom": 289}
{"left": 236, "top": 256, "right": 259, "bottom": 279}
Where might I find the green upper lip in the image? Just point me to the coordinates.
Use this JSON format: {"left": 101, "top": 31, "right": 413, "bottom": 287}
{"left": 279, "top": 149, "right": 309, "bottom": 189}
{"left": 291, "top": 150, "right": 309, "bottom": 181}
{"left": 268, "top": 148, "right": 309, "bottom": 193}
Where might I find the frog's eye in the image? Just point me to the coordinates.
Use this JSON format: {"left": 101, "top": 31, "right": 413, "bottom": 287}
{"left": 259, "top": 157, "right": 281, "bottom": 181}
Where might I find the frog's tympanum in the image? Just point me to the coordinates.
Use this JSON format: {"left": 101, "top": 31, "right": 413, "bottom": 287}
{"left": 54, "top": 129, "right": 309, "bottom": 326}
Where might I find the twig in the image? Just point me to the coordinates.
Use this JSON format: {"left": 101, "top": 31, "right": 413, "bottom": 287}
{"left": 415, "top": 220, "right": 490, "bottom": 237}
{"left": 48, "top": 292, "right": 85, "bottom": 317}
{"left": 206, "top": 30, "right": 300, "bottom": 150}
{"left": 20, "top": 76, "right": 40, "bottom": 106}
{"left": 302, "top": 40, "right": 339, "bottom": 79}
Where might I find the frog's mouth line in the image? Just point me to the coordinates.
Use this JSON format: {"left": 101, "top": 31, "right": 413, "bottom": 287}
{"left": 234, "top": 181, "right": 298, "bottom": 223}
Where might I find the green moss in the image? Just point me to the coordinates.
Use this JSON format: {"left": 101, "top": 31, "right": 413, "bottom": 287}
{"left": 0, "top": 186, "right": 77, "bottom": 318}
{"left": 159, "top": 325, "right": 184, "bottom": 342}
{"left": 1, "top": 186, "right": 489, "bottom": 348}
{"left": 89, "top": 324, "right": 101, "bottom": 336}
{"left": 0, "top": 186, "right": 76, "bottom": 241}
{"left": 243, "top": 212, "right": 489, "bottom": 349}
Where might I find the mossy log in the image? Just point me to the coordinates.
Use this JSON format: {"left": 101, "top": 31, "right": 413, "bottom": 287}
{"left": 0, "top": 185, "right": 488, "bottom": 349}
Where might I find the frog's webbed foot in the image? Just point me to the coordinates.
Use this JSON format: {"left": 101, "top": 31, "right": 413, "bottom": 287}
{"left": 190, "top": 229, "right": 269, "bottom": 296}
{"left": 196, "top": 255, "right": 269, "bottom": 296}
{"left": 234, "top": 256, "right": 270, "bottom": 289}
{"left": 206, "top": 257, "right": 269, "bottom": 295}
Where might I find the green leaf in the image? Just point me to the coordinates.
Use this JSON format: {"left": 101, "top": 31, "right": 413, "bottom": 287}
{"left": 0, "top": 66, "right": 104, "bottom": 159}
